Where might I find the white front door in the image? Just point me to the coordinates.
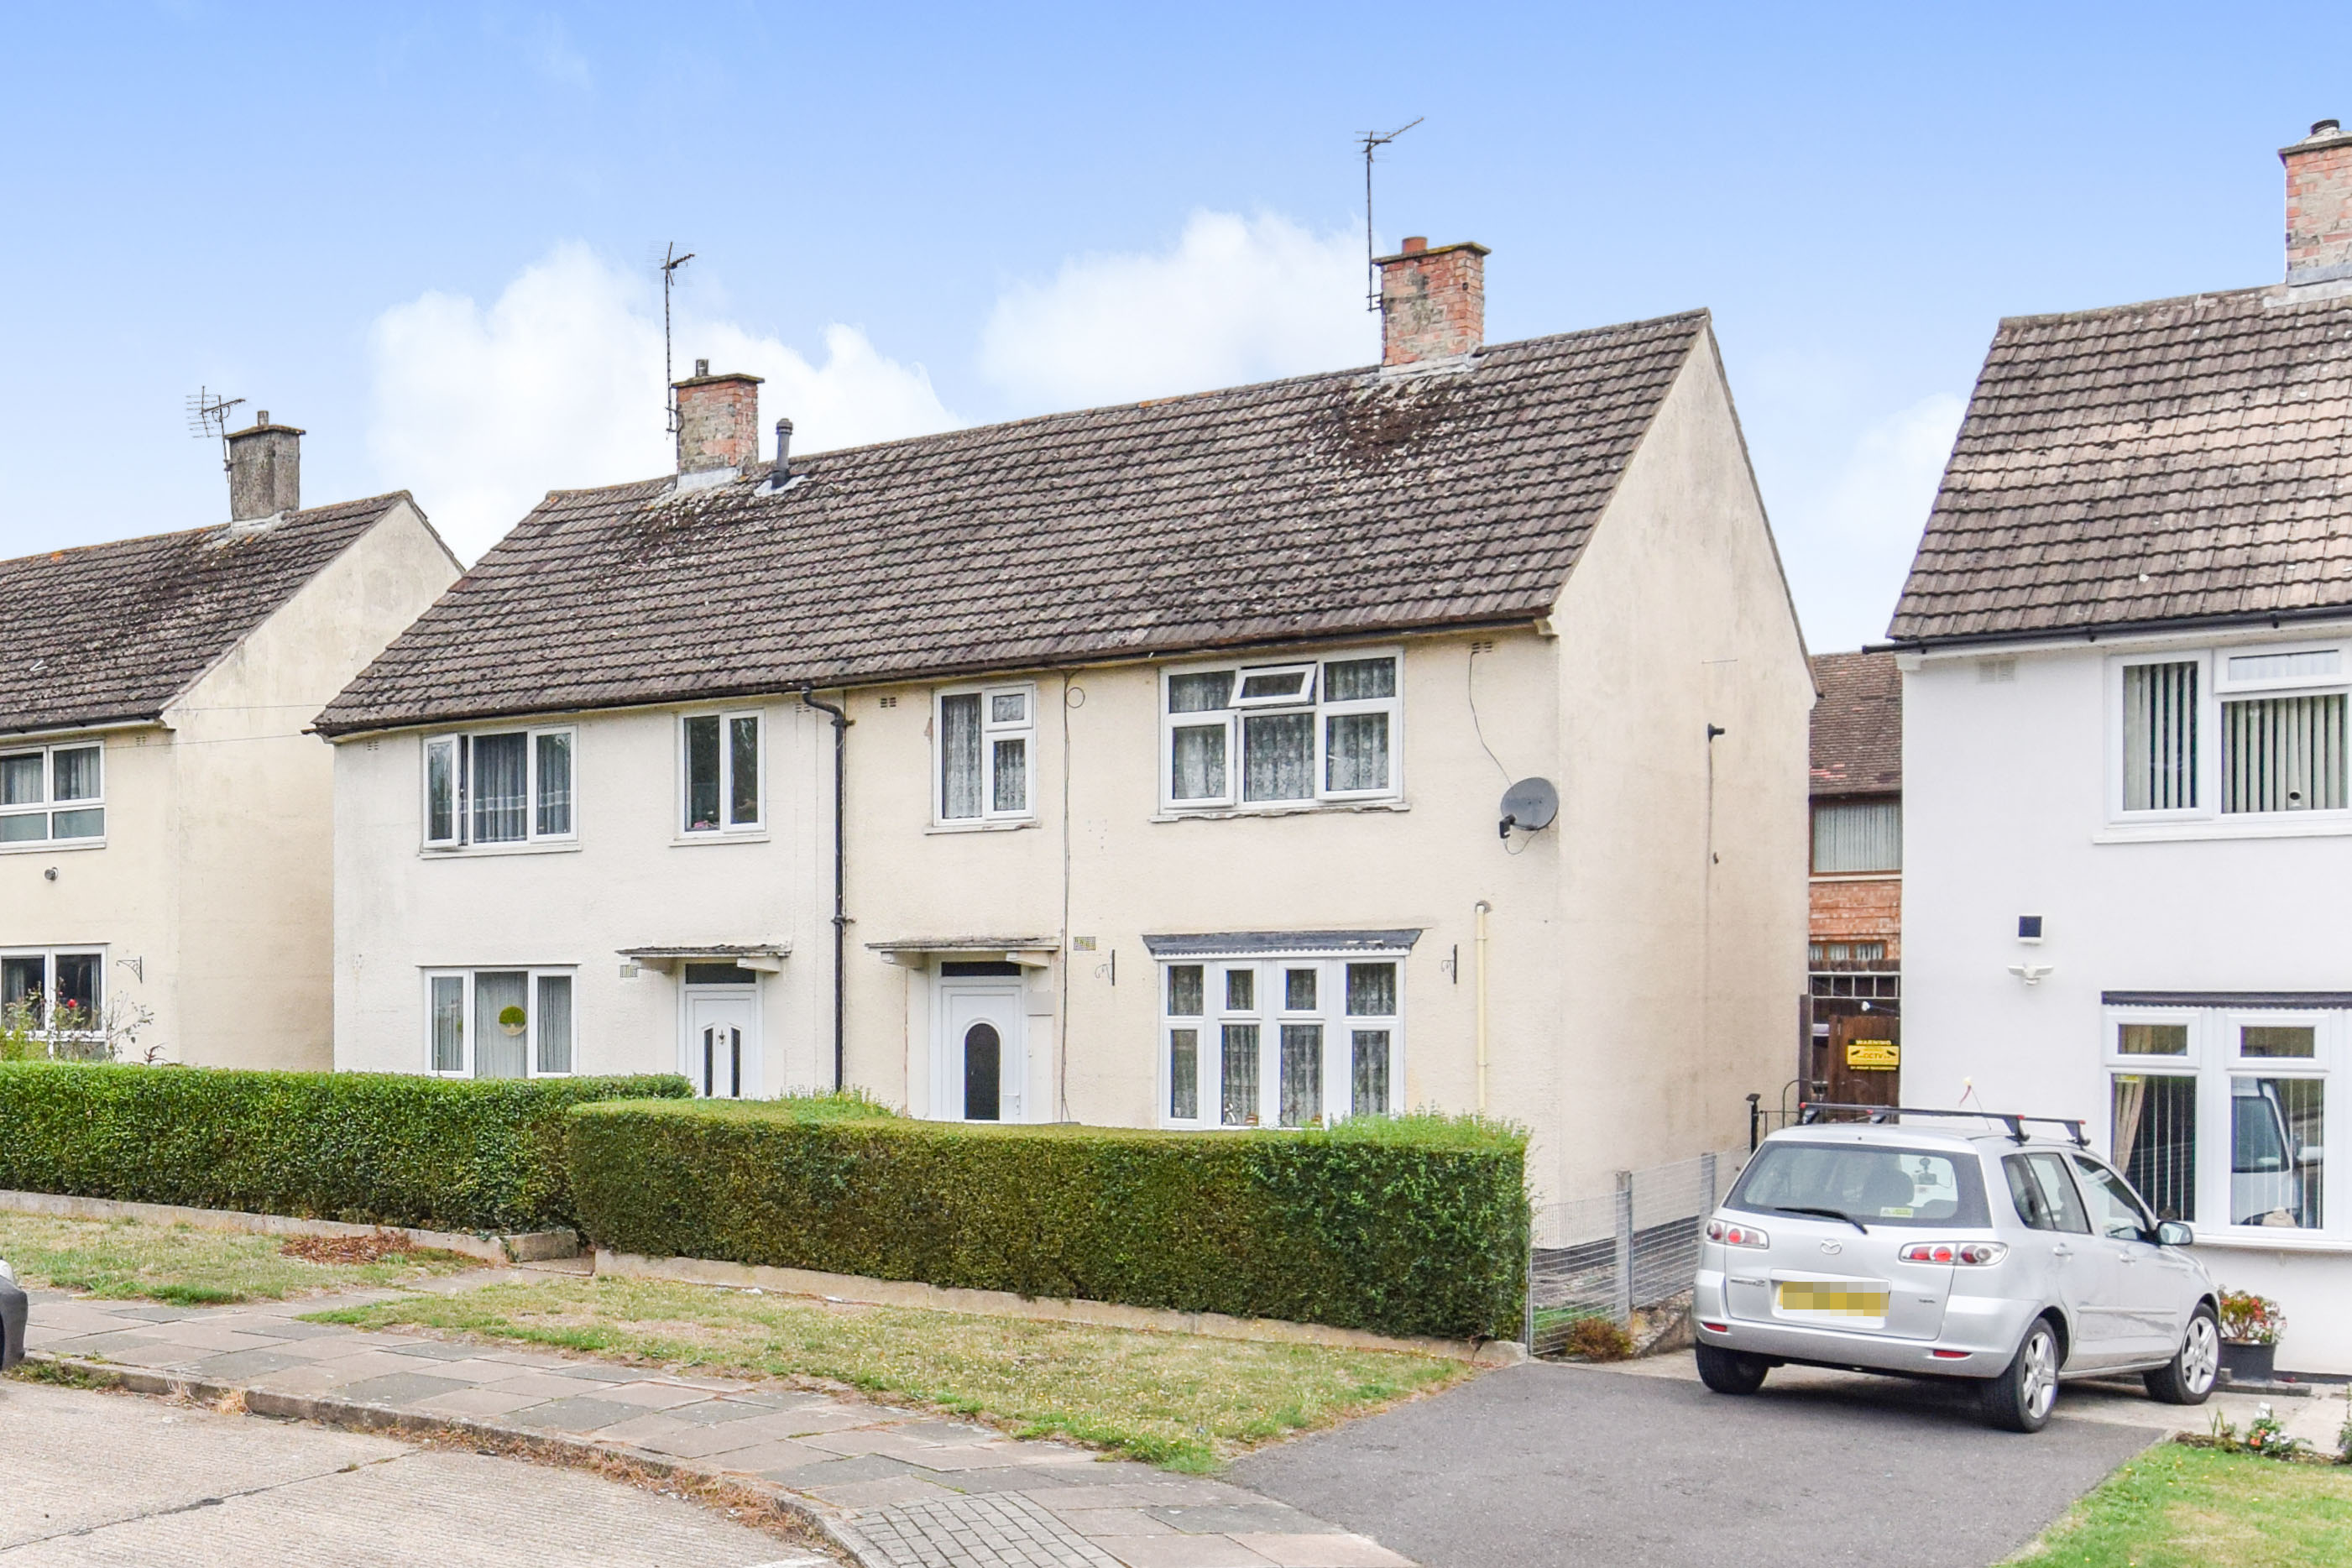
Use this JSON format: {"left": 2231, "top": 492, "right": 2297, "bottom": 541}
{"left": 939, "top": 981, "right": 1022, "bottom": 1122}
{"left": 685, "top": 990, "right": 759, "bottom": 1098}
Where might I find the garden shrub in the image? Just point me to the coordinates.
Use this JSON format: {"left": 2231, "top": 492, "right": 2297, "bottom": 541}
{"left": 567, "top": 1096, "right": 1529, "bottom": 1341}
{"left": 0, "top": 1063, "right": 688, "bottom": 1233}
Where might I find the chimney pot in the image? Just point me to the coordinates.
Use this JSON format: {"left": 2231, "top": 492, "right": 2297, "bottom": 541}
{"left": 1374, "top": 238, "right": 1491, "bottom": 367}
{"left": 2282, "top": 117, "right": 2352, "bottom": 287}
{"left": 226, "top": 416, "right": 302, "bottom": 521}
{"left": 672, "top": 368, "right": 765, "bottom": 476}
{"left": 774, "top": 417, "right": 793, "bottom": 476}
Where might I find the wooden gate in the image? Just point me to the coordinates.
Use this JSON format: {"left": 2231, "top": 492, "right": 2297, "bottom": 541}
{"left": 1821, "top": 1011, "right": 1900, "bottom": 1107}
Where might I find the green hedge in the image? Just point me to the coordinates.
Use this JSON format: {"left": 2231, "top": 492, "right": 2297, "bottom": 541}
{"left": 0, "top": 1064, "right": 689, "bottom": 1233}
{"left": 567, "top": 1098, "right": 1529, "bottom": 1341}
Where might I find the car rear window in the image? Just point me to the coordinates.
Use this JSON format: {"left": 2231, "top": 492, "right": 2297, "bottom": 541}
{"left": 1728, "top": 1142, "right": 1990, "bottom": 1229}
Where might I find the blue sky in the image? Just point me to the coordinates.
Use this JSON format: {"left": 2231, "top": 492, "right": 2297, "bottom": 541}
{"left": 1, "top": 3, "right": 2343, "bottom": 649}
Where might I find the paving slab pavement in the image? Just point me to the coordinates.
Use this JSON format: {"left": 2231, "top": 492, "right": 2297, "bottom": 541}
{"left": 18, "top": 1283, "right": 1412, "bottom": 1568}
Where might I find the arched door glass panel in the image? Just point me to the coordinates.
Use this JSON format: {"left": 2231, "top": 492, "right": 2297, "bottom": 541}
{"left": 963, "top": 1022, "right": 1001, "bottom": 1121}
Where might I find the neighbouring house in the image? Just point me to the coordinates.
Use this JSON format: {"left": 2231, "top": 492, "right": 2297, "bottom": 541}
{"left": 316, "top": 236, "right": 1813, "bottom": 1209}
{"left": 1805, "top": 651, "right": 1902, "bottom": 1109}
{"left": 0, "top": 417, "right": 460, "bottom": 1068}
{"left": 1889, "top": 120, "right": 2352, "bottom": 1373}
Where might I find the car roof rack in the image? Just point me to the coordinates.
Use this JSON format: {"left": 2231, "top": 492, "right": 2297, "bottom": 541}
{"left": 1796, "top": 1102, "right": 2089, "bottom": 1147}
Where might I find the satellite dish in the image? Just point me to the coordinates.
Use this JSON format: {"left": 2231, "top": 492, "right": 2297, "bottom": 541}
{"left": 1499, "top": 777, "right": 1558, "bottom": 839}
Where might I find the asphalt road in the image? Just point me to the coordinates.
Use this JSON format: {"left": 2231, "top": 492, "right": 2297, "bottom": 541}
{"left": 1, "top": 1378, "right": 825, "bottom": 1567}
{"left": 1231, "top": 1357, "right": 2166, "bottom": 1568}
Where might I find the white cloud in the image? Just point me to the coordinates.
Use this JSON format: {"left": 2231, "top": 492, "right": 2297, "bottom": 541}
{"left": 366, "top": 244, "right": 958, "bottom": 562}
{"left": 979, "top": 211, "right": 1374, "bottom": 408}
{"left": 1776, "top": 392, "right": 1966, "bottom": 651}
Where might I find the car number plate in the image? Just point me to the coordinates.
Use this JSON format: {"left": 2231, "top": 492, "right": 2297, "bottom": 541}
{"left": 1776, "top": 1281, "right": 1889, "bottom": 1317}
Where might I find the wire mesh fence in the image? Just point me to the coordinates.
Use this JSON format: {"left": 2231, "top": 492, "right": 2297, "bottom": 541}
{"left": 1525, "top": 1147, "right": 1748, "bottom": 1356}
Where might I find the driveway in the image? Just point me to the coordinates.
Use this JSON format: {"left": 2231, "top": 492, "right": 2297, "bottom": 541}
{"left": 1, "top": 1377, "right": 823, "bottom": 1566}
{"left": 1231, "top": 1356, "right": 2168, "bottom": 1568}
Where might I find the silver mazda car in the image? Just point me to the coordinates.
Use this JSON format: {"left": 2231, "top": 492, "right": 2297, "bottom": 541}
{"left": 1693, "top": 1108, "right": 2220, "bottom": 1432}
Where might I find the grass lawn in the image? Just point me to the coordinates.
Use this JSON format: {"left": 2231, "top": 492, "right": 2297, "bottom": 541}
{"left": 306, "top": 1274, "right": 1472, "bottom": 1471}
{"left": 0, "top": 1213, "right": 483, "bottom": 1305}
{"left": 2009, "top": 1444, "right": 2352, "bottom": 1566}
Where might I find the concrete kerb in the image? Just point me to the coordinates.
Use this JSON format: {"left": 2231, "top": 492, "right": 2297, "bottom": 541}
{"left": 594, "top": 1248, "right": 1531, "bottom": 1367}
{"left": 19, "top": 1351, "right": 865, "bottom": 1565}
{"left": 0, "top": 1189, "right": 578, "bottom": 1264}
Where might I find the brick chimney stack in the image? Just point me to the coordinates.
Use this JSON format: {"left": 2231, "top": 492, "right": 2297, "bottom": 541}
{"left": 226, "top": 412, "right": 301, "bottom": 520}
{"left": 673, "top": 362, "right": 765, "bottom": 476}
{"left": 2283, "top": 119, "right": 2352, "bottom": 287}
{"left": 1375, "top": 237, "right": 1490, "bottom": 367}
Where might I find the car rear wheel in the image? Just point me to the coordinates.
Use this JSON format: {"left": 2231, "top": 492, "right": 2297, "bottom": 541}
{"left": 2144, "top": 1305, "right": 2219, "bottom": 1406}
{"left": 1696, "top": 1344, "right": 1769, "bottom": 1395}
{"left": 1983, "top": 1318, "right": 2062, "bottom": 1433}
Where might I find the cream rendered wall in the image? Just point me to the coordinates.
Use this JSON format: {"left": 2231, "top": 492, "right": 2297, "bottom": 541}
{"left": 1544, "top": 332, "right": 1812, "bottom": 1205}
{"left": 168, "top": 501, "right": 461, "bottom": 1069}
{"left": 0, "top": 726, "right": 178, "bottom": 1058}
{"left": 333, "top": 699, "right": 831, "bottom": 1089}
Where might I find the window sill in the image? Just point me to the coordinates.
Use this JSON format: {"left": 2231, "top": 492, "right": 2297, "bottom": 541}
{"left": 420, "top": 840, "right": 583, "bottom": 859}
{"left": 1152, "top": 799, "right": 1410, "bottom": 823}
{"left": 1810, "top": 870, "right": 1900, "bottom": 882}
{"left": 927, "top": 818, "right": 1039, "bottom": 835}
{"left": 2096, "top": 815, "right": 2352, "bottom": 844}
{"left": 671, "top": 831, "right": 771, "bottom": 847}
{"left": 0, "top": 838, "right": 105, "bottom": 855}
{"left": 2189, "top": 1230, "right": 2352, "bottom": 1255}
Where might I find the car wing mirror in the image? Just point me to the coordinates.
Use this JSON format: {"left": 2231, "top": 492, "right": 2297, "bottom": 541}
{"left": 2155, "top": 1220, "right": 2194, "bottom": 1247}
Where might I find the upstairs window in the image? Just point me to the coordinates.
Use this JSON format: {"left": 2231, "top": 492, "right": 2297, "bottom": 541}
{"left": 423, "top": 728, "right": 576, "bottom": 849}
{"left": 1811, "top": 798, "right": 1900, "bottom": 872}
{"left": 2116, "top": 645, "right": 2352, "bottom": 823}
{"left": 1161, "top": 652, "right": 1401, "bottom": 812}
{"left": 0, "top": 742, "right": 104, "bottom": 845}
{"left": 2121, "top": 660, "right": 2198, "bottom": 813}
{"left": 936, "top": 685, "right": 1033, "bottom": 823}
{"left": 682, "top": 712, "right": 762, "bottom": 834}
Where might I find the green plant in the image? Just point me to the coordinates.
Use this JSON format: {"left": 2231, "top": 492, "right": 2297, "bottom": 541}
{"left": 566, "top": 1100, "right": 1529, "bottom": 1341}
{"left": 2218, "top": 1288, "right": 2285, "bottom": 1345}
{"left": 497, "top": 1005, "right": 528, "bottom": 1032}
{"left": 2337, "top": 1386, "right": 2352, "bottom": 1465}
{"left": 1561, "top": 1315, "right": 1634, "bottom": 1362}
{"left": 0, "top": 1063, "right": 688, "bottom": 1233}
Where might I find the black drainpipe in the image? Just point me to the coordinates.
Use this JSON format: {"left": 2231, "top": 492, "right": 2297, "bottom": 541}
{"left": 799, "top": 685, "right": 849, "bottom": 1090}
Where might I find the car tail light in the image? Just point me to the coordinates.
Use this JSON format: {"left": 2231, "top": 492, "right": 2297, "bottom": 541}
{"left": 1705, "top": 1218, "right": 1769, "bottom": 1249}
{"left": 1899, "top": 1241, "right": 2009, "bottom": 1266}
{"left": 1930, "top": 1349, "right": 1972, "bottom": 1360}
{"left": 1700, "top": 1320, "right": 1730, "bottom": 1334}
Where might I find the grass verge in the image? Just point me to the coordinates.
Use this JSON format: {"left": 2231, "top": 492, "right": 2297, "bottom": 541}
{"left": 0, "top": 1213, "right": 482, "bottom": 1304}
{"left": 2008, "top": 1443, "right": 2352, "bottom": 1566}
{"left": 305, "top": 1274, "right": 1471, "bottom": 1471}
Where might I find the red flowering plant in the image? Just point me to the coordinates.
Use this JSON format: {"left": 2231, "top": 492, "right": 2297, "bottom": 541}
{"left": 2219, "top": 1288, "right": 2285, "bottom": 1345}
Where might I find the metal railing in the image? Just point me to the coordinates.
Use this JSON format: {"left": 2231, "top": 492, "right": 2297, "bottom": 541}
{"left": 1524, "top": 1147, "right": 1748, "bottom": 1352}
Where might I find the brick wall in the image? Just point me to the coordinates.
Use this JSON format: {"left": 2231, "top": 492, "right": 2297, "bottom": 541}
{"left": 2284, "top": 121, "right": 2352, "bottom": 285}
{"left": 1378, "top": 239, "right": 1488, "bottom": 365}
{"left": 675, "top": 373, "right": 764, "bottom": 473}
{"left": 1810, "top": 875, "right": 1900, "bottom": 957}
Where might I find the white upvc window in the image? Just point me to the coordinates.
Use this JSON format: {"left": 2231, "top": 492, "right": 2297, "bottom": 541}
{"left": 423, "top": 968, "right": 577, "bottom": 1078}
{"left": 682, "top": 710, "right": 763, "bottom": 834}
{"left": 1160, "top": 954, "right": 1403, "bottom": 1128}
{"left": 935, "top": 684, "right": 1034, "bottom": 823}
{"left": 2111, "top": 642, "right": 2352, "bottom": 824}
{"left": 423, "top": 727, "right": 577, "bottom": 849}
{"left": 0, "top": 741, "right": 105, "bottom": 847}
{"left": 0, "top": 947, "right": 105, "bottom": 1038}
{"left": 2103, "top": 1005, "right": 2337, "bottom": 1240}
{"left": 1159, "top": 651, "right": 1402, "bottom": 813}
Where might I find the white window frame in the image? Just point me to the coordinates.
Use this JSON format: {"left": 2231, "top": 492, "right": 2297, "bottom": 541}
{"left": 1158, "top": 650, "right": 1404, "bottom": 814}
{"left": 421, "top": 967, "right": 578, "bottom": 1078}
{"left": 933, "top": 683, "right": 1036, "bottom": 826}
{"left": 0, "top": 945, "right": 107, "bottom": 1041}
{"left": 0, "top": 740, "right": 106, "bottom": 849}
{"left": 421, "top": 726, "right": 578, "bottom": 851}
{"left": 1158, "top": 951, "right": 1404, "bottom": 1129}
{"left": 679, "top": 710, "right": 765, "bottom": 837}
{"left": 2099, "top": 1004, "right": 2342, "bottom": 1244}
{"left": 2108, "top": 642, "right": 2352, "bottom": 829}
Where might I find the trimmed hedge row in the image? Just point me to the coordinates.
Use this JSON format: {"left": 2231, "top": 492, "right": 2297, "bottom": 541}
{"left": 0, "top": 1064, "right": 689, "bottom": 1233}
{"left": 567, "top": 1098, "right": 1529, "bottom": 1341}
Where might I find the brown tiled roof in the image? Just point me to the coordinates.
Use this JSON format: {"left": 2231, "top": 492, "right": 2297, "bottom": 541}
{"left": 0, "top": 495, "right": 412, "bottom": 737}
{"left": 1810, "top": 651, "right": 1900, "bottom": 797}
{"left": 1889, "top": 286, "right": 2352, "bottom": 643}
{"left": 316, "top": 315, "right": 1709, "bottom": 737}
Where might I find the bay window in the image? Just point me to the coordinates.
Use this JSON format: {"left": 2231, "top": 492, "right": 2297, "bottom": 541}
{"left": 1160, "top": 651, "right": 1402, "bottom": 813}
{"left": 424, "top": 968, "right": 575, "bottom": 1078}
{"left": 0, "top": 742, "right": 104, "bottom": 845}
{"left": 1160, "top": 947, "right": 1403, "bottom": 1127}
{"left": 423, "top": 728, "right": 576, "bottom": 849}
{"left": 935, "top": 685, "right": 1032, "bottom": 824}
{"left": 2114, "top": 644, "right": 2352, "bottom": 825}
{"left": 682, "top": 711, "right": 761, "bottom": 834}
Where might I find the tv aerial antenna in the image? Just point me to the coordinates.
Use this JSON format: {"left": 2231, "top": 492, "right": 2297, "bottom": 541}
{"left": 186, "top": 387, "right": 246, "bottom": 476}
{"left": 1360, "top": 117, "right": 1423, "bottom": 311}
{"left": 657, "top": 241, "right": 695, "bottom": 434}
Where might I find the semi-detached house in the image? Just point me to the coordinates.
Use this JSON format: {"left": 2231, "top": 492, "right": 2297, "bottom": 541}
{"left": 0, "top": 418, "right": 458, "bottom": 1067}
{"left": 316, "top": 238, "right": 1813, "bottom": 1207}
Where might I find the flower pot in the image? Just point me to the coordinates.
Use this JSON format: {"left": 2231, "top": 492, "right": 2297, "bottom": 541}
{"left": 2220, "top": 1340, "right": 2276, "bottom": 1383}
